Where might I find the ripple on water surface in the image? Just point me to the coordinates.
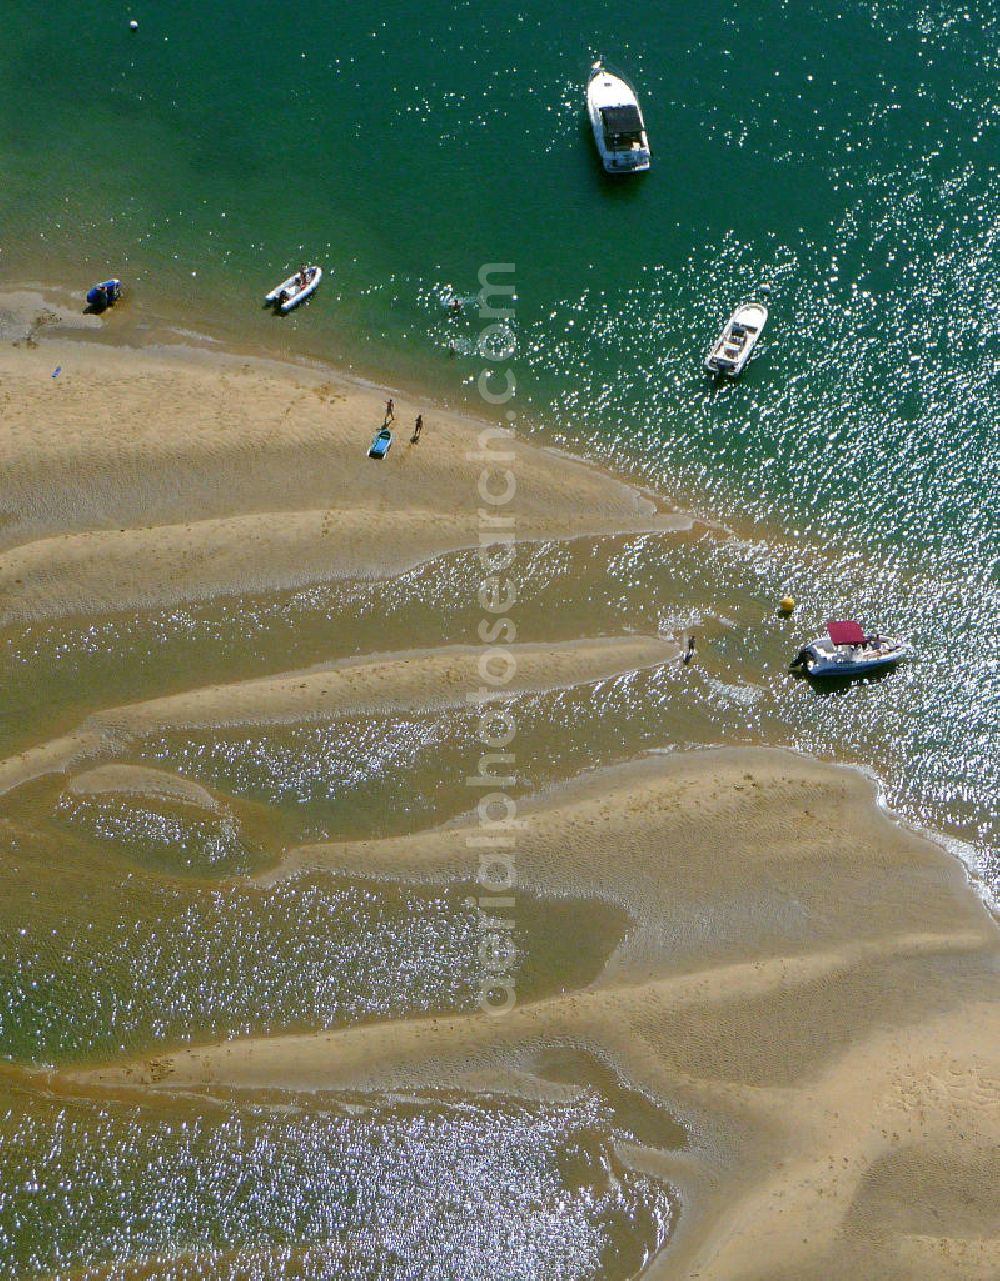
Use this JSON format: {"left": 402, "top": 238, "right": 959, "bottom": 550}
{"left": 0, "top": 870, "right": 481, "bottom": 1065}
{"left": 0, "top": 805, "right": 627, "bottom": 1066}
{"left": 54, "top": 792, "right": 263, "bottom": 878}
{"left": 0, "top": 1085, "right": 672, "bottom": 1280}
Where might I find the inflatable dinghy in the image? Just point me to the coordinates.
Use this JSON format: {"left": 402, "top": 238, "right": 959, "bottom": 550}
{"left": 265, "top": 266, "right": 322, "bottom": 313}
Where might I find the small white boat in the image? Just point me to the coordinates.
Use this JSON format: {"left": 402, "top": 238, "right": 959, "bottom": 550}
{"left": 587, "top": 62, "right": 651, "bottom": 174}
{"left": 790, "top": 620, "right": 911, "bottom": 679}
{"left": 264, "top": 265, "right": 322, "bottom": 314}
{"left": 705, "top": 301, "right": 768, "bottom": 376}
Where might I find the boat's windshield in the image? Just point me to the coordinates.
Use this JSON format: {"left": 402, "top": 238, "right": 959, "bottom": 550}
{"left": 600, "top": 105, "right": 643, "bottom": 145}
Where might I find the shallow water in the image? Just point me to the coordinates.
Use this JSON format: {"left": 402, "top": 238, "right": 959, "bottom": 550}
{"left": 3, "top": 531, "right": 993, "bottom": 882}
{"left": 0, "top": 1081, "right": 672, "bottom": 1280}
{"left": 54, "top": 790, "right": 265, "bottom": 878}
{"left": 0, "top": 787, "right": 626, "bottom": 1065}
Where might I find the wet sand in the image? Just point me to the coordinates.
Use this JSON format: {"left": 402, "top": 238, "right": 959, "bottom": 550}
{"left": 2, "top": 291, "right": 997, "bottom": 1279}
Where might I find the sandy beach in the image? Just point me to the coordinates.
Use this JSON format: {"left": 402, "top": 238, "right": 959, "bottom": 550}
{"left": 0, "top": 293, "right": 691, "bottom": 622}
{"left": 2, "top": 289, "right": 997, "bottom": 1279}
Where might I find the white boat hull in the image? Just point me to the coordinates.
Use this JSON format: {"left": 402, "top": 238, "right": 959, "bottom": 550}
{"left": 265, "top": 266, "right": 323, "bottom": 313}
{"left": 587, "top": 65, "right": 651, "bottom": 174}
{"left": 790, "top": 634, "right": 911, "bottom": 678}
{"left": 705, "top": 301, "right": 768, "bottom": 376}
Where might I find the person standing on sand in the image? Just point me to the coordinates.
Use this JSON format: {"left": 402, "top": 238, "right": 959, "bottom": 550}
{"left": 385, "top": 397, "right": 395, "bottom": 423}
{"left": 683, "top": 634, "right": 696, "bottom": 665}
{"left": 411, "top": 414, "right": 423, "bottom": 444}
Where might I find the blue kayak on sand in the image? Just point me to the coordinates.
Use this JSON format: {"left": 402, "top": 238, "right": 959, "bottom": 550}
{"left": 86, "top": 279, "right": 123, "bottom": 310}
{"left": 368, "top": 428, "right": 393, "bottom": 459}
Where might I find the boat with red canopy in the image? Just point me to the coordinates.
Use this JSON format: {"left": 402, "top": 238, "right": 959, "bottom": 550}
{"left": 789, "top": 620, "right": 911, "bottom": 678}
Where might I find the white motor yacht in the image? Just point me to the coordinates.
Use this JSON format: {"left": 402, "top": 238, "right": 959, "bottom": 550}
{"left": 705, "top": 300, "right": 768, "bottom": 376}
{"left": 587, "top": 62, "right": 651, "bottom": 174}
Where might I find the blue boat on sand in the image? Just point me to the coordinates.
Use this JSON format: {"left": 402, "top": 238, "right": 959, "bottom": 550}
{"left": 368, "top": 428, "right": 393, "bottom": 459}
{"left": 86, "top": 279, "right": 123, "bottom": 311}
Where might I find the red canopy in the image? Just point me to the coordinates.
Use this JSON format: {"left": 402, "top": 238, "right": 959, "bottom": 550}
{"left": 827, "top": 619, "right": 865, "bottom": 646}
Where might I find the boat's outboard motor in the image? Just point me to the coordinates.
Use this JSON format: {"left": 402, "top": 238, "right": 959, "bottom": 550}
{"left": 789, "top": 646, "right": 813, "bottom": 672}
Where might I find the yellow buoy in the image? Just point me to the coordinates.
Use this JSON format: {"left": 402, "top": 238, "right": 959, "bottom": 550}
{"left": 779, "top": 595, "right": 795, "bottom": 614}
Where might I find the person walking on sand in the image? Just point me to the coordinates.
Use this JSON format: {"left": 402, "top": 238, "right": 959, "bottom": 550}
{"left": 385, "top": 397, "right": 395, "bottom": 423}
{"left": 411, "top": 414, "right": 423, "bottom": 444}
{"left": 682, "top": 634, "right": 697, "bottom": 665}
